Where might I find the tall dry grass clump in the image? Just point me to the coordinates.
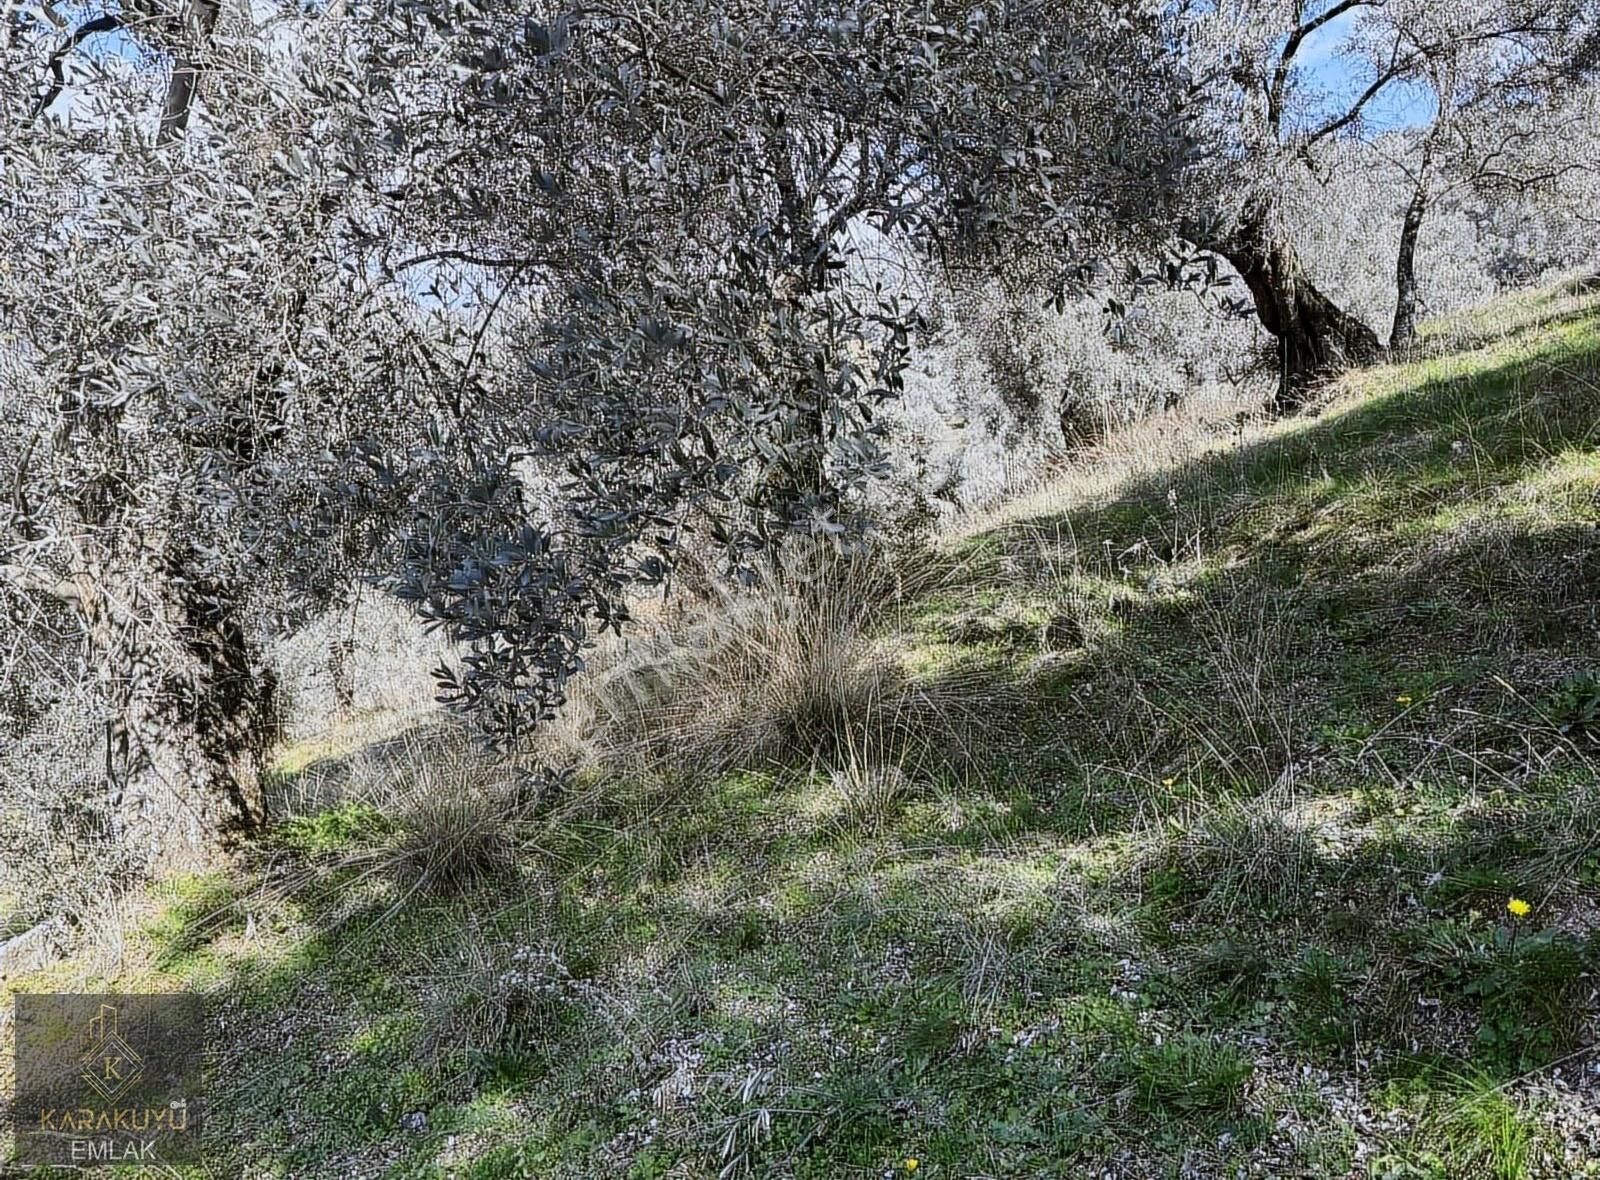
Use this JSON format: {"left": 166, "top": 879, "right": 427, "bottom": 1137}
{"left": 538, "top": 542, "right": 974, "bottom": 788}
{"left": 318, "top": 725, "right": 535, "bottom": 897}
{"left": 556, "top": 545, "right": 900, "bottom": 774}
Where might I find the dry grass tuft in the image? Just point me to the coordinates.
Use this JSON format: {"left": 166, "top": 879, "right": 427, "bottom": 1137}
{"left": 547, "top": 543, "right": 954, "bottom": 778}
{"left": 351, "top": 727, "right": 532, "bottom": 896}
{"left": 953, "top": 383, "right": 1273, "bottom": 541}
{"left": 413, "top": 914, "right": 580, "bottom": 1078}
{"left": 1155, "top": 772, "right": 1333, "bottom": 923}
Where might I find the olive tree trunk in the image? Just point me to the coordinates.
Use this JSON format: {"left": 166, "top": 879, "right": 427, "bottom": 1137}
{"left": 75, "top": 539, "right": 275, "bottom": 873}
{"left": 1214, "top": 204, "right": 1385, "bottom": 412}
{"left": 1391, "top": 165, "right": 1433, "bottom": 349}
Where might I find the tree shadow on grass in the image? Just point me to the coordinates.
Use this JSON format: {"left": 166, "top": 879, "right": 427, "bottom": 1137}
{"left": 99, "top": 299, "right": 1600, "bottom": 1177}
{"left": 262, "top": 716, "right": 466, "bottom": 820}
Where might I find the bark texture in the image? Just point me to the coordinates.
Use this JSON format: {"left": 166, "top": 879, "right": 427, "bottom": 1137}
{"left": 157, "top": 0, "right": 221, "bottom": 144}
{"left": 1213, "top": 203, "right": 1386, "bottom": 411}
{"left": 74, "top": 537, "right": 275, "bottom": 873}
{"left": 1391, "top": 158, "right": 1434, "bottom": 349}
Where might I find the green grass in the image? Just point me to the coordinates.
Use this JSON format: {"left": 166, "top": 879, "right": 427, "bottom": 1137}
{"left": 7, "top": 281, "right": 1600, "bottom": 1178}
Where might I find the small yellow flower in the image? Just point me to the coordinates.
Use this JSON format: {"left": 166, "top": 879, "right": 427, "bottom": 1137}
{"left": 1396, "top": 695, "right": 1413, "bottom": 705}
{"left": 904, "top": 1161, "right": 920, "bottom": 1174}
{"left": 1162, "top": 777, "right": 1176, "bottom": 787}
{"left": 1507, "top": 897, "right": 1530, "bottom": 919}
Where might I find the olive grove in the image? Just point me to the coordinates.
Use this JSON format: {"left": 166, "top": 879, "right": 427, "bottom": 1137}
{"left": 2, "top": 0, "right": 1597, "bottom": 902}
{"left": 2, "top": 0, "right": 1192, "bottom": 881}
{"left": 1178, "top": 0, "right": 1600, "bottom": 403}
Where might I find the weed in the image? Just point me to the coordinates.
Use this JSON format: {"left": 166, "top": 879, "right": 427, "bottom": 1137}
{"left": 1418, "top": 918, "right": 1597, "bottom": 1072}
{"left": 416, "top": 919, "right": 582, "bottom": 1090}
{"left": 1542, "top": 670, "right": 1600, "bottom": 744}
{"left": 1278, "top": 946, "right": 1367, "bottom": 1052}
{"left": 1375, "top": 1071, "right": 1547, "bottom": 1180}
{"left": 1127, "top": 1033, "right": 1252, "bottom": 1122}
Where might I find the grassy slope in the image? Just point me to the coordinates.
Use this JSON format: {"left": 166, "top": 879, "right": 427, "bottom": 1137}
{"left": 7, "top": 279, "right": 1600, "bottom": 1180}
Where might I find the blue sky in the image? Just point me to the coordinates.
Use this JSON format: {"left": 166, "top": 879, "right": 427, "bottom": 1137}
{"left": 1296, "top": 6, "right": 1437, "bottom": 131}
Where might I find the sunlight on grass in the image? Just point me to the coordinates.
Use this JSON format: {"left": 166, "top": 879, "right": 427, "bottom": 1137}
{"left": 10, "top": 282, "right": 1600, "bottom": 1180}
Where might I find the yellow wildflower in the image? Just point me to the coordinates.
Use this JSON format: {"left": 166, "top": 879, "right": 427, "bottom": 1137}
{"left": 1396, "top": 695, "right": 1413, "bottom": 705}
{"left": 1507, "top": 897, "right": 1530, "bottom": 919}
{"left": 905, "top": 1161, "right": 920, "bottom": 1174}
{"left": 1162, "top": 777, "right": 1176, "bottom": 787}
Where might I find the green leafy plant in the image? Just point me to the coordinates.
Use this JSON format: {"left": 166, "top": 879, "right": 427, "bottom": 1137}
{"left": 276, "top": 802, "right": 392, "bottom": 855}
{"left": 1279, "top": 947, "right": 1367, "bottom": 1052}
{"left": 1425, "top": 919, "right": 1596, "bottom": 1072}
{"left": 1543, "top": 671, "right": 1600, "bottom": 742}
{"left": 1129, "top": 1034, "right": 1253, "bottom": 1121}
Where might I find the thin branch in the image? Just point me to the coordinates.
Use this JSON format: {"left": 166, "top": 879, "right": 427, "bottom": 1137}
{"left": 8, "top": 435, "right": 41, "bottom": 544}
{"left": 31, "top": 13, "right": 123, "bottom": 122}
{"left": 391, "top": 249, "right": 544, "bottom": 273}
{"left": 456, "top": 259, "right": 531, "bottom": 419}
{"left": 1304, "top": 40, "right": 1421, "bottom": 146}
{"left": 1302, "top": 18, "right": 1562, "bottom": 149}
{"left": 1473, "top": 161, "right": 1595, "bottom": 192}
{"left": 1269, "top": 0, "right": 1382, "bottom": 133}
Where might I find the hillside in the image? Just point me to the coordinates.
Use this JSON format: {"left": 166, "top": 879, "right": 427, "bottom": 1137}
{"left": 6, "top": 278, "right": 1600, "bottom": 1179}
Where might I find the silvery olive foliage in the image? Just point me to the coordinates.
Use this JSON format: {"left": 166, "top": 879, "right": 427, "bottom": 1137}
{"left": 1271, "top": 138, "right": 1483, "bottom": 332}
{"left": 1177, "top": 0, "right": 1599, "bottom": 396}
{"left": 322, "top": 0, "right": 1195, "bottom": 742}
{"left": 1349, "top": 0, "right": 1600, "bottom": 342}
{"left": 1, "top": 0, "right": 1195, "bottom": 870}
{"left": 0, "top": 0, "right": 440, "bottom": 870}
{"left": 1450, "top": 79, "right": 1600, "bottom": 278}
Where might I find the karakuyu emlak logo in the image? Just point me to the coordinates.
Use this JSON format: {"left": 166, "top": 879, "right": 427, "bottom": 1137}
{"left": 78, "top": 1004, "right": 146, "bottom": 1104}
{"left": 10, "top": 991, "right": 206, "bottom": 1167}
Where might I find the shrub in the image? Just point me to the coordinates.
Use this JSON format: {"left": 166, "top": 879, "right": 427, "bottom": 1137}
{"left": 870, "top": 276, "right": 1268, "bottom": 524}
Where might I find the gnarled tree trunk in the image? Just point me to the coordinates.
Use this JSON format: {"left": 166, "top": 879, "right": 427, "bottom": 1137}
{"left": 75, "top": 538, "right": 275, "bottom": 873}
{"left": 1213, "top": 203, "right": 1385, "bottom": 412}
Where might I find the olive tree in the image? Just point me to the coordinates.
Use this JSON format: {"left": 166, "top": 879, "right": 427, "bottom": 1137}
{"left": 1177, "top": 0, "right": 1600, "bottom": 390}
{"left": 1179, "top": 0, "right": 1389, "bottom": 408}
{"left": 1179, "top": 0, "right": 1595, "bottom": 402}
{"left": 330, "top": 0, "right": 1193, "bottom": 742}
{"left": 1360, "top": 0, "right": 1598, "bottom": 345}
{"left": 3, "top": 0, "right": 1193, "bottom": 871}
{"left": 0, "top": 0, "right": 415, "bottom": 870}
